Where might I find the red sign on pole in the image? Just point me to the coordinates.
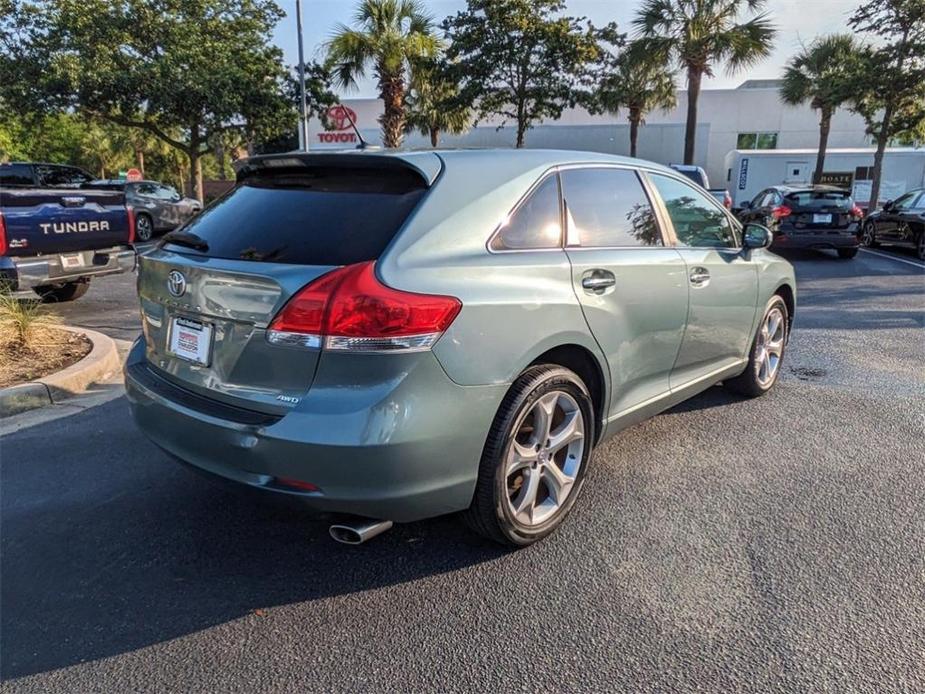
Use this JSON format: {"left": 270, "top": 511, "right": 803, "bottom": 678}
{"left": 126, "top": 168, "right": 143, "bottom": 182}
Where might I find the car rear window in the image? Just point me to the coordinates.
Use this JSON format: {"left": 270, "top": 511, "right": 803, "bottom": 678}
{"left": 785, "top": 190, "right": 853, "bottom": 210}
{"left": 167, "top": 167, "right": 428, "bottom": 265}
{"left": 0, "top": 164, "right": 34, "bottom": 187}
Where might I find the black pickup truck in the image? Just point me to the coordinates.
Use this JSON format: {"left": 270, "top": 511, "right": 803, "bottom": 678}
{"left": 0, "top": 187, "right": 136, "bottom": 301}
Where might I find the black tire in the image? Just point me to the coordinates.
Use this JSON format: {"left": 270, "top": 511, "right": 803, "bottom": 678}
{"left": 861, "top": 222, "right": 878, "bottom": 248}
{"left": 33, "top": 280, "right": 90, "bottom": 303}
{"left": 135, "top": 213, "right": 154, "bottom": 242}
{"left": 725, "top": 295, "right": 789, "bottom": 398}
{"left": 837, "top": 247, "right": 858, "bottom": 259}
{"left": 463, "top": 364, "right": 595, "bottom": 547}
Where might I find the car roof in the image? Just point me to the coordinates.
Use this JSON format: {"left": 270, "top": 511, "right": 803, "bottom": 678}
{"left": 240, "top": 148, "right": 679, "bottom": 186}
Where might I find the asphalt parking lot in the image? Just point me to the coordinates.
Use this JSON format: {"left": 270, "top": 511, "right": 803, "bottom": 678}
{"left": 2, "top": 245, "right": 923, "bottom": 692}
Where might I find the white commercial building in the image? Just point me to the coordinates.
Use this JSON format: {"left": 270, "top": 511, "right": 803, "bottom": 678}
{"left": 309, "top": 80, "right": 885, "bottom": 188}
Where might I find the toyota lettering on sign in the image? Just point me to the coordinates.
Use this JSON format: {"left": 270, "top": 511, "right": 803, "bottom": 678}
{"left": 318, "top": 105, "right": 358, "bottom": 145}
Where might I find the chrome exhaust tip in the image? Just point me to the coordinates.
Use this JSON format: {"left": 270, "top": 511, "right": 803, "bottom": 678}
{"left": 329, "top": 519, "right": 393, "bottom": 545}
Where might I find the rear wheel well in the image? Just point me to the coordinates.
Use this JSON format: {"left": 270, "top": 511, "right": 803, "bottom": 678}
{"left": 775, "top": 283, "right": 795, "bottom": 332}
{"left": 529, "top": 345, "right": 605, "bottom": 443}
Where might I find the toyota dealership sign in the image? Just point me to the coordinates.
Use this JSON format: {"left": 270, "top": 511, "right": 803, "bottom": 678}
{"left": 309, "top": 100, "right": 381, "bottom": 149}
{"left": 317, "top": 105, "right": 359, "bottom": 145}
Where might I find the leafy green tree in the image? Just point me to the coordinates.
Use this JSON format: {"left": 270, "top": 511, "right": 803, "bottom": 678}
{"left": 443, "top": 0, "right": 606, "bottom": 148}
{"left": 405, "top": 58, "right": 471, "bottom": 147}
{"left": 326, "top": 0, "right": 441, "bottom": 148}
{"left": 848, "top": 0, "right": 925, "bottom": 209}
{"left": 594, "top": 42, "right": 677, "bottom": 158}
{"left": 780, "top": 35, "right": 861, "bottom": 184}
{"left": 1, "top": 0, "right": 293, "bottom": 202}
{"left": 634, "top": 0, "right": 776, "bottom": 165}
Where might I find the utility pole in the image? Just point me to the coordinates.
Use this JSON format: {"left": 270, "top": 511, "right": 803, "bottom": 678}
{"left": 296, "top": 0, "right": 310, "bottom": 151}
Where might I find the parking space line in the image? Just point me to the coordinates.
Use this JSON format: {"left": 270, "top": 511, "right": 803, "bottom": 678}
{"left": 859, "top": 248, "right": 925, "bottom": 270}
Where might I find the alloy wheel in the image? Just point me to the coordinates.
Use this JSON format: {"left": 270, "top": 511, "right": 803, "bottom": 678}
{"left": 861, "top": 224, "right": 875, "bottom": 247}
{"left": 504, "top": 390, "right": 585, "bottom": 526}
{"left": 755, "top": 307, "right": 785, "bottom": 387}
{"left": 136, "top": 215, "right": 153, "bottom": 242}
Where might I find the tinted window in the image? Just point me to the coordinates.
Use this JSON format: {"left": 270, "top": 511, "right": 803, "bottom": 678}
{"left": 0, "top": 164, "right": 34, "bottom": 186}
{"left": 785, "top": 190, "right": 852, "bottom": 210}
{"left": 36, "top": 165, "right": 92, "bottom": 187}
{"left": 560, "top": 168, "right": 661, "bottom": 247}
{"left": 169, "top": 166, "right": 428, "bottom": 265}
{"left": 491, "top": 175, "right": 561, "bottom": 251}
{"left": 136, "top": 182, "right": 158, "bottom": 196}
{"left": 157, "top": 185, "right": 179, "bottom": 200}
{"left": 650, "top": 174, "right": 739, "bottom": 248}
{"left": 893, "top": 191, "right": 920, "bottom": 210}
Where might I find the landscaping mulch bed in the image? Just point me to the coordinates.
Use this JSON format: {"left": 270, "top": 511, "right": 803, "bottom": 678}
{"left": 0, "top": 328, "right": 93, "bottom": 389}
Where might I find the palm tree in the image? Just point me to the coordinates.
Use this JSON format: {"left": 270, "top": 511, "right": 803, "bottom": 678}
{"left": 780, "top": 35, "right": 861, "bottom": 184}
{"left": 635, "top": 0, "right": 776, "bottom": 165}
{"left": 405, "top": 58, "right": 471, "bottom": 147}
{"left": 326, "top": 0, "right": 441, "bottom": 148}
{"left": 598, "top": 43, "right": 677, "bottom": 158}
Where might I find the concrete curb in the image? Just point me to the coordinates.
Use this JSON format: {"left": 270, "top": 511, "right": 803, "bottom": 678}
{"left": 0, "top": 327, "right": 121, "bottom": 418}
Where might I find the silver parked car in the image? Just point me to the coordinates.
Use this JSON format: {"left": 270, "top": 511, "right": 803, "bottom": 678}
{"left": 83, "top": 179, "right": 202, "bottom": 241}
{"left": 125, "top": 150, "right": 796, "bottom": 547}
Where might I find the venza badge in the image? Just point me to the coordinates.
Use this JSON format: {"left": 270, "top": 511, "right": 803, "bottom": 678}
{"left": 167, "top": 270, "right": 187, "bottom": 297}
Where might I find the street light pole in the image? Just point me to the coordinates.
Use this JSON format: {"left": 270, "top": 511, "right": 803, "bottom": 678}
{"left": 296, "top": 0, "right": 310, "bottom": 151}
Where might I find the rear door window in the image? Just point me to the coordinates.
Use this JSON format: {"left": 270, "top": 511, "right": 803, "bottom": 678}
{"left": 36, "top": 165, "right": 93, "bottom": 187}
{"left": 491, "top": 174, "right": 562, "bottom": 251}
{"left": 168, "top": 166, "right": 428, "bottom": 265}
{"left": 0, "top": 164, "right": 35, "bottom": 186}
{"left": 649, "top": 174, "right": 740, "bottom": 249}
{"left": 561, "top": 167, "right": 662, "bottom": 247}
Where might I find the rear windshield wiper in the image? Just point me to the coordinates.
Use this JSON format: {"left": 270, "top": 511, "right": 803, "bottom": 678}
{"left": 161, "top": 230, "right": 209, "bottom": 252}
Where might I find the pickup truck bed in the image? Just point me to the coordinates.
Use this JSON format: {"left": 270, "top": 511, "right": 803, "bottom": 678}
{"left": 1, "top": 188, "right": 135, "bottom": 300}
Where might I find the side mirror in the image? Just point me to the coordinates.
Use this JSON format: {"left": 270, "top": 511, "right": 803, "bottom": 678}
{"left": 882, "top": 200, "right": 893, "bottom": 211}
{"left": 743, "top": 223, "right": 773, "bottom": 250}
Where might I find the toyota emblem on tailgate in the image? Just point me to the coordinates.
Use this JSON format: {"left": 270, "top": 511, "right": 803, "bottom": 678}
{"left": 167, "top": 270, "right": 187, "bottom": 297}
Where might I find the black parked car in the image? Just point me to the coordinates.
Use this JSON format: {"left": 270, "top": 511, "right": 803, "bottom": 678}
{"left": 737, "top": 185, "right": 863, "bottom": 259}
{"left": 0, "top": 161, "right": 94, "bottom": 188}
{"left": 861, "top": 188, "right": 925, "bottom": 261}
{"left": 83, "top": 179, "right": 202, "bottom": 241}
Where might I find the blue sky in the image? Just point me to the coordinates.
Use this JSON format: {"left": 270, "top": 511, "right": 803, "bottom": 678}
{"left": 272, "top": 0, "right": 860, "bottom": 95}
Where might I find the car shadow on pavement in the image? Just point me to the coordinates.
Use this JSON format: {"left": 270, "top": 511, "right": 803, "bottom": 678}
{"left": 0, "top": 398, "right": 510, "bottom": 680}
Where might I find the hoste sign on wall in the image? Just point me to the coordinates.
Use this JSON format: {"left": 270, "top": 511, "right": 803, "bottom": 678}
{"left": 818, "top": 172, "right": 854, "bottom": 189}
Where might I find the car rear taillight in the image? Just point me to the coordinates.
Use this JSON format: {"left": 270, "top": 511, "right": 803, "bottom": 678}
{"left": 723, "top": 192, "right": 732, "bottom": 209}
{"left": 126, "top": 206, "right": 136, "bottom": 244}
{"left": 267, "top": 261, "right": 462, "bottom": 353}
{"left": 772, "top": 205, "right": 792, "bottom": 220}
{"left": 850, "top": 204, "right": 864, "bottom": 219}
{"left": 0, "top": 212, "right": 6, "bottom": 256}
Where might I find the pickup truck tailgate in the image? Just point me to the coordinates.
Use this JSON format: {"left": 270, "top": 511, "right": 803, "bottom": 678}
{"left": 1, "top": 188, "right": 131, "bottom": 256}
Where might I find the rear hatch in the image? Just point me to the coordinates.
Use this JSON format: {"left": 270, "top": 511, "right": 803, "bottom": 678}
{"left": 137, "top": 155, "right": 433, "bottom": 415}
{"left": 783, "top": 189, "right": 856, "bottom": 230}
{"left": 1, "top": 188, "right": 130, "bottom": 256}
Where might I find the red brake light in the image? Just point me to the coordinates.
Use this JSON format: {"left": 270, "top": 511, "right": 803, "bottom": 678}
{"left": 850, "top": 204, "right": 864, "bottom": 219}
{"left": 267, "top": 261, "right": 462, "bottom": 352}
{"left": 126, "top": 206, "right": 136, "bottom": 244}
{"left": 772, "top": 205, "right": 792, "bottom": 220}
{"left": 0, "top": 212, "right": 6, "bottom": 256}
{"left": 724, "top": 192, "right": 732, "bottom": 209}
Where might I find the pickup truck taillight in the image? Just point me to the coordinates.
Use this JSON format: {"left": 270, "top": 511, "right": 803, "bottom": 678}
{"left": 126, "top": 206, "right": 136, "bottom": 244}
{"left": 267, "top": 261, "right": 462, "bottom": 352}
{"left": 0, "top": 212, "right": 6, "bottom": 256}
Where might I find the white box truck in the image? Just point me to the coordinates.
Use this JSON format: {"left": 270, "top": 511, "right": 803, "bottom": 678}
{"left": 724, "top": 147, "right": 925, "bottom": 210}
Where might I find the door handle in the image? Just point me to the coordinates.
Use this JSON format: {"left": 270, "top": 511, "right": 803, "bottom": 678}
{"left": 689, "top": 267, "right": 710, "bottom": 287}
{"left": 581, "top": 271, "right": 616, "bottom": 292}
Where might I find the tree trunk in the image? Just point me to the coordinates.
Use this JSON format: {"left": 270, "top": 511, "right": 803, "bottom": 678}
{"left": 813, "top": 106, "right": 832, "bottom": 184}
{"left": 629, "top": 107, "right": 641, "bottom": 158}
{"left": 135, "top": 148, "right": 145, "bottom": 177}
{"left": 869, "top": 102, "right": 894, "bottom": 210}
{"left": 188, "top": 150, "right": 204, "bottom": 203}
{"left": 684, "top": 66, "right": 702, "bottom": 165}
{"left": 379, "top": 68, "right": 406, "bottom": 148}
{"left": 430, "top": 127, "right": 439, "bottom": 148}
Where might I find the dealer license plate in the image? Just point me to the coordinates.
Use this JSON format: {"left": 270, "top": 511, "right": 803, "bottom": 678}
{"left": 812, "top": 214, "right": 832, "bottom": 224}
{"left": 168, "top": 316, "right": 212, "bottom": 366}
{"left": 61, "top": 253, "right": 84, "bottom": 269}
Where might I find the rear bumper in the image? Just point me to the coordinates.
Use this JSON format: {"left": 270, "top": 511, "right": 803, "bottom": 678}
{"left": 0, "top": 246, "right": 135, "bottom": 291}
{"left": 124, "top": 338, "right": 508, "bottom": 523}
{"left": 772, "top": 226, "right": 859, "bottom": 250}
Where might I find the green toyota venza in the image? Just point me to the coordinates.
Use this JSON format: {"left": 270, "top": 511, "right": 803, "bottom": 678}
{"left": 125, "top": 150, "right": 795, "bottom": 546}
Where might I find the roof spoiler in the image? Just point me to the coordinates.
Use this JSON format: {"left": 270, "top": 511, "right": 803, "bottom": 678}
{"left": 234, "top": 152, "right": 441, "bottom": 186}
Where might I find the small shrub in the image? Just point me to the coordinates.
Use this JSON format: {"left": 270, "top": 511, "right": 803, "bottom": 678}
{"left": 0, "top": 291, "right": 61, "bottom": 349}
